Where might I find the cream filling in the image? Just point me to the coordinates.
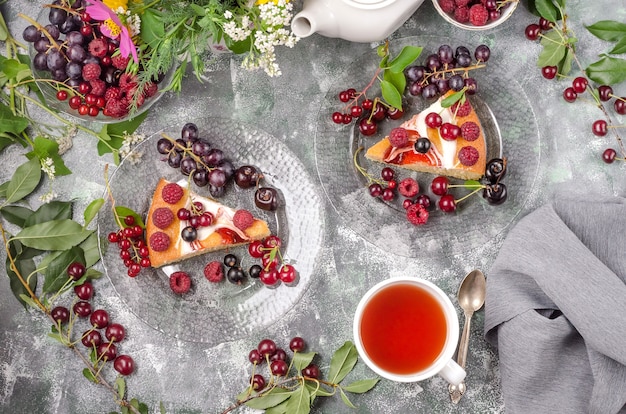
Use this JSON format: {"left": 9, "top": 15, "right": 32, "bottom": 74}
{"left": 175, "top": 181, "right": 249, "bottom": 255}
{"left": 396, "top": 98, "right": 458, "bottom": 169}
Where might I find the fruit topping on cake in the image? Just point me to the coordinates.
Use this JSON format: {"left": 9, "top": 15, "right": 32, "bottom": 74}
{"left": 364, "top": 92, "right": 487, "bottom": 180}
{"left": 146, "top": 178, "right": 270, "bottom": 268}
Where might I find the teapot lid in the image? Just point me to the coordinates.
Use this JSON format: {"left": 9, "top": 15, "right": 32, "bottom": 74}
{"left": 342, "top": 0, "right": 397, "bottom": 8}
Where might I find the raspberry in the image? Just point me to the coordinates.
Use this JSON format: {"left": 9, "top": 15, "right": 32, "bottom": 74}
{"left": 438, "top": 0, "right": 456, "bottom": 14}
{"left": 119, "top": 72, "right": 138, "bottom": 92}
{"left": 89, "top": 79, "right": 106, "bottom": 96}
{"left": 398, "top": 177, "right": 420, "bottom": 198}
{"left": 469, "top": 4, "right": 489, "bottom": 26}
{"left": 82, "top": 63, "right": 101, "bottom": 81}
{"left": 460, "top": 121, "right": 480, "bottom": 141}
{"left": 406, "top": 203, "right": 429, "bottom": 226}
{"left": 104, "top": 97, "right": 129, "bottom": 118}
{"left": 152, "top": 207, "right": 174, "bottom": 229}
{"left": 388, "top": 127, "right": 409, "bottom": 148}
{"left": 454, "top": 0, "right": 469, "bottom": 6}
{"left": 233, "top": 209, "right": 254, "bottom": 230}
{"left": 204, "top": 261, "right": 224, "bottom": 283}
{"left": 454, "top": 6, "right": 470, "bottom": 23}
{"left": 161, "top": 183, "right": 184, "bottom": 204}
{"left": 111, "top": 55, "right": 130, "bottom": 70}
{"left": 88, "top": 38, "right": 108, "bottom": 58}
{"left": 451, "top": 100, "right": 471, "bottom": 117}
{"left": 104, "top": 86, "right": 121, "bottom": 101}
{"left": 169, "top": 271, "right": 191, "bottom": 294}
{"left": 142, "top": 82, "right": 158, "bottom": 98}
{"left": 149, "top": 231, "right": 170, "bottom": 252}
{"left": 458, "top": 146, "right": 479, "bottom": 166}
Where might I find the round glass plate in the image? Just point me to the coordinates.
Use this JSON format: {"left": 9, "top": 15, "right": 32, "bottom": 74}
{"left": 315, "top": 36, "right": 540, "bottom": 257}
{"left": 98, "top": 118, "right": 324, "bottom": 344}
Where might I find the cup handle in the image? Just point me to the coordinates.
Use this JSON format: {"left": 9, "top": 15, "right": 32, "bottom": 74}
{"left": 438, "top": 359, "right": 466, "bottom": 386}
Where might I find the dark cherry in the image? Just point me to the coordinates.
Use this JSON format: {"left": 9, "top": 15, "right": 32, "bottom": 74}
{"left": 387, "top": 106, "right": 404, "bottom": 120}
{"left": 438, "top": 194, "right": 457, "bottom": 213}
{"left": 89, "top": 309, "right": 109, "bottom": 329}
{"left": 302, "top": 363, "right": 320, "bottom": 379}
{"left": 415, "top": 194, "right": 432, "bottom": 209}
{"left": 430, "top": 176, "right": 449, "bottom": 196}
{"left": 592, "top": 119, "right": 608, "bottom": 136}
{"left": 525, "top": 24, "right": 541, "bottom": 40}
{"left": 73, "top": 301, "right": 92, "bottom": 318}
{"left": 484, "top": 158, "right": 507, "bottom": 183}
{"left": 81, "top": 329, "right": 102, "bottom": 348}
{"left": 113, "top": 355, "right": 135, "bottom": 375}
{"left": 602, "top": 148, "right": 617, "bottom": 164}
{"left": 270, "top": 348, "right": 287, "bottom": 362}
{"left": 97, "top": 342, "right": 117, "bottom": 362}
{"left": 67, "top": 261, "right": 86, "bottom": 280}
{"left": 615, "top": 98, "right": 626, "bottom": 115}
{"left": 289, "top": 336, "right": 306, "bottom": 352}
{"left": 255, "top": 187, "right": 278, "bottom": 211}
{"left": 563, "top": 87, "right": 577, "bottom": 103}
{"left": 258, "top": 338, "right": 277, "bottom": 357}
{"left": 598, "top": 85, "right": 613, "bottom": 101}
{"left": 51, "top": 306, "right": 70, "bottom": 324}
{"left": 483, "top": 183, "right": 508, "bottom": 205}
{"left": 105, "top": 323, "right": 126, "bottom": 342}
{"left": 541, "top": 66, "right": 557, "bottom": 80}
{"left": 270, "top": 359, "right": 288, "bottom": 376}
{"left": 74, "top": 281, "right": 94, "bottom": 300}
{"left": 249, "top": 349, "right": 263, "bottom": 364}
{"left": 234, "top": 165, "right": 259, "bottom": 188}
{"left": 358, "top": 117, "right": 378, "bottom": 136}
{"left": 251, "top": 374, "right": 266, "bottom": 391}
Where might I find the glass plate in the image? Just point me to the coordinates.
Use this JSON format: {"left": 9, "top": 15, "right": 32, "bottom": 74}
{"left": 315, "top": 36, "right": 540, "bottom": 258}
{"left": 98, "top": 118, "right": 324, "bottom": 344}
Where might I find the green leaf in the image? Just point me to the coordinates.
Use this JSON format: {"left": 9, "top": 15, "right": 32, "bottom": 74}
{"left": 115, "top": 206, "right": 145, "bottom": 228}
{"left": 7, "top": 254, "right": 37, "bottom": 309}
{"left": 26, "top": 136, "right": 72, "bottom": 177}
{"left": 609, "top": 37, "right": 626, "bottom": 55}
{"left": 441, "top": 90, "right": 465, "bottom": 108}
{"left": 18, "top": 293, "right": 41, "bottom": 310}
{"left": 244, "top": 387, "right": 292, "bottom": 410}
{"left": 106, "top": 109, "right": 149, "bottom": 137}
{"left": 380, "top": 80, "right": 403, "bottom": 111}
{"left": 383, "top": 70, "right": 406, "bottom": 102}
{"left": 304, "top": 381, "right": 334, "bottom": 397}
{"left": 24, "top": 201, "right": 72, "bottom": 227}
{"left": 293, "top": 351, "right": 316, "bottom": 372}
{"left": 464, "top": 179, "right": 482, "bottom": 187}
{"left": 537, "top": 31, "right": 567, "bottom": 67}
{"left": 586, "top": 56, "right": 626, "bottom": 85}
{"left": 285, "top": 385, "right": 311, "bottom": 414}
{"left": 265, "top": 400, "right": 288, "bottom": 414}
{"left": 14, "top": 219, "right": 92, "bottom": 250}
{"left": 4, "top": 157, "right": 42, "bottom": 204}
{"left": 341, "top": 378, "right": 379, "bottom": 393}
{"left": 83, "top": 368, "right": 97, "bottom": 383}
{"left": 47, "top": 332, "right": 64, "bottom": 343}
{"left": 140, "top": 9, "right": 165, "bottom": 49}
{"left": 328, "top": 341, "right": 358, "bottom": 385}
{"left": 558, "top": 46, "right": 575, "bottom": 76}
{"left": 84, "top": 198, "right": 104, "bottom": 227}
{"left": 388, "top": 46, "right": 423, "bottom": 73}
{"left": 585, "top": 20, "right": 626, "bottom": 42}
{"left": 339, "top": 388, "right": 356, "bottom": 409}
{"left": 116, "top": 377, "right": 126, "bottom": 401}
{"left": 159, "top": 402, "right": 166, "bottom": 414}
{"left": 80, "top": 232, "right": 102, "bottom": 268}
{"left": 224, "top": 35, "right": 252, "bottom": 55}
{"left": 42, "top": 246, "right": 85, "bottom": 294}
{"left": 0, "top": 103, "right": 29, "bottom": 135}
{"left": 0, "top": 205, "right": 33, "bottom": 227}
{"left": 534, "top": 0, "right": 559, "bottom": 22}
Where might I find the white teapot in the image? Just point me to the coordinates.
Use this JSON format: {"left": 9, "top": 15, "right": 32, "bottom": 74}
{"left": 291, "top": 0, "right": 425, "bottom": 43}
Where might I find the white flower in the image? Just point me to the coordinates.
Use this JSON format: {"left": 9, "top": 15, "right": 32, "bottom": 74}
{"left": 39, "top": 190, "right": 58, "bottom": 204}
{"left": 40, "top": 157, "right": 56, "bottom": 180}
{"left": 224, "top": 10, "right": 233, "bottom": 19}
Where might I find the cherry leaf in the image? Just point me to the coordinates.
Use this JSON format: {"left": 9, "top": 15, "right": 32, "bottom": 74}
{"left": 82, "top": 368, "right": 97, "bottom": 383}
{"left": 4, "top": 157, "right": 42, "bottom": 204}
{"left": 341, "top": 378, "right": 380, "bottom": 394}
{"left": 533, "top": 0, "right": 560, "bottom": 22}
{"left": 339, "top": 388, "right": 356, "bottom": 409}
{"left": 609, "top": 37, "right": 626, "bottom": 55}
{"left": 585, "top": 20, "right": 626, "bottom": 42}
{"left": 293, "top": 351, "right": 316, "bottom": 372}
{"left": 284, "top": 385, "right": 311, "bottom": 414}
{"left": 586, "top": 56, "right": 626, "bottom": 85}
{"left": 15, "top": 219, "right": 92, "bottom": 250}
{"left": 388, "top": 46, "right": 423, "bottom": 73}
{"left": 537, "top": 31, "right": 566, "bottom": 67}
{"left": 327, "top": 341, "right": 358, "bottom": 385}
{"left": 380, "top": 80, "right": 403, "bottom": 111}
{"left": 244, "top": 387, "right": 292, "bottom": 410}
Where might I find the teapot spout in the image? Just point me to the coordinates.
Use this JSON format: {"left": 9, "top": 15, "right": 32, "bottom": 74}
{"left": 291, "top": 10, "right": 335, "bottom": 39}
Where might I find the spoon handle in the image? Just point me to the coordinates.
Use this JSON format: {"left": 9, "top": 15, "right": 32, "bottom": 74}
{"left": 449, "top": 310, "right": 473, "bottom": 404}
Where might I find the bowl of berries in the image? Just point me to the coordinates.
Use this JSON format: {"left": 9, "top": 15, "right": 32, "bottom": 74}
{"left": 432, "top": 0, "right": 518, "bottom": 30}
{"left": 24, "top": 1, "right": 173, "bottom": 123}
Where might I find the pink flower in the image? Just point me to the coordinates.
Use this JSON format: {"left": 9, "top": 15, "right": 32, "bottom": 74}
{"left": 85, "top": 0, "right": 138, "bottom": 63}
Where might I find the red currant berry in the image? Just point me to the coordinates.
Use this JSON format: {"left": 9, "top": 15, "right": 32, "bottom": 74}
{"left": 113, "top": 355, "right": 134, "bottom": 375}
{"left": 358, "top": 117, "right": 378, "bottom": 136}
{"left": 78, "top": 104, "right": 89, "bottom": 116}
{"left": 362, "top": 99, "right": 373, "bottom": 110}
{"left": 90, "top": 309, "right": 109, "bottom": 329}
{"left": 541, "top": 66, "right": 557, "bottom": 80}
{"left": 369, "top": 183, "right": 382, "bottom": 198}
{"left": 438, "top": 194, "right": 457, "bottom": 213}
{"left": 331, "top": 112, "right": 344, "bottom": 124}
{"left": 381, "top": 187, "right": 395, "bottom": 201}
{"left": 270, "top": 359, "right": 288, "bottom": 376}
{"left": 338, "top": 90, "right": 350, "bottom": 102}
{"left": 74, "top": 281, "right": 94, "bottom": 300}
{"left": 592, "top": 119, "right": 608, "bottom": 136}
{"left": 602, "top": 148, "right": 617, "bottom": 164}
{"left": 80, "top": 25, "right": 93, "bottom": 37}
{"left": 563, "top": 87, "right": 577, "bottom": 103}
{"left": 56, "top": 90, "right": 68, "bottom": 101}
{"left": 572, "top": 77, "right": 588, "bottom": 94}
{"left": 381, "top": 167, "right": 395, "bottom": 181}
{"left": 350, "top": 105, "right": 363, "bottom": 117}
{"left": 342, "top": 114, "right": 352, "bottom": 124}
{"left": 431, "top": 176, "right": 449, "bottom": 196}
{"left": 386, "top": 179, "right": 397, "bottom": 190}
{"left": 289, "top": 336, "right": 306, "bottom": 352}
{"left": 402, "top": 199, "right": 413, "bottom": 209}
{"left": 69, "top": 95, "right": 82, "bottom": 109}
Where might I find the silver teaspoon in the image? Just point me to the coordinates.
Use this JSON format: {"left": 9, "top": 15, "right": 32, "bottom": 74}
{"left": 449, "top": 269, "right": 486, "bottom": 404}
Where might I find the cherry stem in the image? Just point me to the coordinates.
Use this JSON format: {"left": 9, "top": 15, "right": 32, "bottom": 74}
{"left": 353, "top": 147, "right": 386, "bottom": 186}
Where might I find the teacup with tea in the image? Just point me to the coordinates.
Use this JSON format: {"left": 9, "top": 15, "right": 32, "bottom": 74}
{"left": 353, "top": 277, "right": 465, "bottom": 384}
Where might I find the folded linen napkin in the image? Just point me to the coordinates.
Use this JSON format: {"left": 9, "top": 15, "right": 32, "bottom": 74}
{"left": 484, "top": 193, "right": 626, "bottom": 414}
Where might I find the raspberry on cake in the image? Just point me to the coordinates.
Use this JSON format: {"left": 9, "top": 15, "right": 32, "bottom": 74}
{"left": 365, "top": 91, "right": 487, "bottom": 180}
{"left": 146, "top": 178, "right": 271, "bottom": 267}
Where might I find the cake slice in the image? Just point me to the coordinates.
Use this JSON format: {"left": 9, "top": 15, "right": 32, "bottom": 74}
{"left": 365, "top": 92, "right": 487, "bottom": 180}
{"left": 146, "top": 178, "right": 271, "bottom": 268}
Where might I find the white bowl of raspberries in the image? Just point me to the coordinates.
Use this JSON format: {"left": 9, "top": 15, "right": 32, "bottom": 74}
{"left": 432, "top": 0, "right": 518, "bottom": 30}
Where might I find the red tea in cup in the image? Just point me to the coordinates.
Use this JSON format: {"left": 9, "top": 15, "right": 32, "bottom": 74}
{"left": 359, "top": 282, "right": 448, "bottom": 374}
{"left": 353, "top": 277, "right": 465, "bottom": 384}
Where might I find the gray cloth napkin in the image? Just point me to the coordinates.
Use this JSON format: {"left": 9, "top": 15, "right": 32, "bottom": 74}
{"left": 484, "top": 193, "right": 626, "bottom": 414}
